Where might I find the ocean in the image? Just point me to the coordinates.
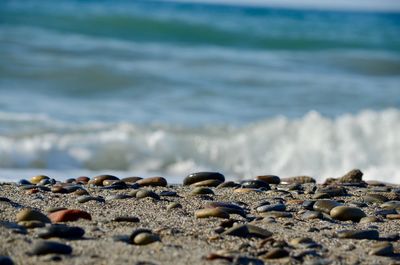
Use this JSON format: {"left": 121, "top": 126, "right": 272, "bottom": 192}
{"left": 0, "top": 0, "right": 400, "bottom": 183}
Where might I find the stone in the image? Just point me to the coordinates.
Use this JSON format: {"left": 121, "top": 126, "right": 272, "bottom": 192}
{"left": 301, "top": 211, "right": 322, "bottom": 220}
{"left": 0, "top": 256, "right": 13, "bottom": 265}
{"left": 133, "top": 232, "right": 160, "bottom": 245}
{"left": 48, "top": 209, "right": 92, "bottom": 222}
{"left": 313, "top": 200, "right": 341, "bottom": 214}
{"left": 222, "top": 224, "right": 249, "bottom": 237}
{"left": 335, "top": 229, "right": 379, "bottom": 240}
{"left": 217, "top": 181, "right": 240, "bottom": 188}
{"left": 121, "top": 176, "right": 142, "bottom": 183}
{"left": 386, "top": 214, "right": 400, "bottom": 220}
{"left": 263, "top": 248, "right": 289, "bottom": 259}
{"left": 183, "top": 172, "right": 225, "bottom": 186}
{"left": 88, "top": 175, "right": 119, "bottom": 186}
{"left": 16, "top": 209, "right": 51, "bottom": 223}
{"left": 315, "top": 186, "right": 347, "bottom": 198}
{"left": 281, "top": 176, "right": 316, "bottom": 184}
{"left": 46, "top": 207, "right": 68, "bottom": 213}
{"left": 330, "top": 206, "right": 366, "bottom": 222}
{"left": 77, "top": 195, "right": 105, "bottom": 203}
{"left": 18, "top": 220, "right": 45, "bottom": 229}
{"left": 191, "top": 179, "right": 223, "bottom": 187}
{"left": 240, "top": 180, "right": 270, "bottom": 189}
{"left": 30, "top": 175, "right": 49, "bottom": 184}
{"left": 256, "top": 204, "right": 286, "bottom": 212}
{"left": 324, "top": 169, "right": 365, "bottom": 186}
{"left": 30, "top": 241, "right": 72, "bottom": 255}
{"left": 190, "top": 187, "right": 214, "bottom": 195}
{"left": 359, "top": 216, "right": 381, "bottom": 223}
{"left": 195, "top": 208, "right": 230, "bottom": 219}
{"left": 103, "top": 179, "right": 125, "bottom": 187}
{"left": 256, "top": 175, "right": 280, "bottom": 184}
{"left": 136, "top": 177, "right": 167, "bottom": 187}
{"left": 37, "top": 224, "right": 85, "bottom": 239}
{"left": 261, "top": 211, "right": 292, "bottom": 218}
{"left": 113, "top": 216, "right": 140, "bottom": 222}
{"left": 369, "top": 242, "right": 394, "bottom": 256}
{"left": 364, "top": 194, "right": 388, "bottom": 204}
{"left": 205, "top": 202, "right": 246, "bottom": 217}
{"left": 74, "top": 189, "right": 89, "bottom": 196}
{"left": 167, "top": 202, "right": 182, "bottom": 210}
{"left": 136, "top": 190, "right": 160, "bottom": 200}
{"left": 246, "top": 224, "right": 273, "bottom": 238}
{"left": 51, "top": 186, "right": 67, "bottom": 193}
{"left": 233, "top": 188, "right": 261, "bottom": 193}
{"left": 76, "top": 176, "right": 90, "bottom": 183}
{"left": 106, "top": 194, "right": 132, "bottom": 200}
{"left": 381, "top": 201, "right": 400, "bottom": 210}
{"left": 302, "top": 200, "right": 316, "bottom": 210}
{"left": 159, "top": 191, "right": 177, "bottom": 197}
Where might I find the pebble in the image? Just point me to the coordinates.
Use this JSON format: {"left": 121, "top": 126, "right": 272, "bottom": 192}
{"left": 121, "top": 176, "right": 142, "bottom": 183}
{"left": 113, "top": 216, "right": 140, "bottom": 222}
{"left": 190, "top": 187, "right": 214, "bottom": 195}
{"left": 130, "top": 229, "right": 160, "bottom": 245}
{"left": 359, "top": 216, "right": 381, "bottom": 223}
{"left": 301, "top": 211, "right": 322, "bottom": 220}
{"left": 256, "top": 175, "right": 280, "bottom": 184}
{"left": 364, "top": 194, "right": 388, "bottom": 204}
{"left": 106, "top": 194, "right": 132, "bottom": 200}
{"left": 330, "top": 206, "right": 366, "bottom": 222}
{"left": 74, "top": 189, "right": 89, "bottom": 196}
{"left": 159, "top": 191, "right": 177, "bottom": 197}
{"left": 76, "top": 176, "right": 90, "bottom": 183}
{"left": 261, "top": 211, "right": 292, "bottom": 218}
{"left": 136, "top": 177, "right": 167, "bottom": 187}
{"left": 77, "top": 195, "right": 105, "bottom": 203}
{"left": 88, "top": 175, "right": 119, "bottom": 186}
{"left": 222, "top": 224, "right": 249, "bottom": 237}
{"left": 30, "top": 175, "right": 49, "bottom": 184}
{"left": 302, "top": 200, "right": 316, "bottom": 210}
{"left": 281, "top": 176, "right": 316, "bottom": 184}
{"left": 18, "top": 220, "right": 45, "bottom": 229}
{"left": 313, "top": 200, "right": 342, "bottom": 214}
{"left": 167, "top": 202, "right": 182, "bottom": 210}
{"left": 0, "top": 256, "right": 14, "bottom": 265}
{"left": 16, "top": 209, "right": 51, "bottom": 223}
{"left": 263, "top": 248, "right": 289, "bottom": 259}
{"left": 217, "top": 181, "right": 240, "bottom": 188}
{"left": 315, "top": 186, "right": 347, "bottom": 198}
{"left": 335, "top": 229, "right": 379, "bottom": 240}
{"left": 183, "top": 172, "right": 225, "bottom": 186}
{"left": 191, "top": 179, "right": 223, "bottom": 187}
{"left": 51, "top": 186, "right": 67, "bottom": 193}
{"left": 240, "top": 180, "right": 270, "bottom": 189}
{"left": 233, "top": 188, "right": 261, "bottom": 193}
{"left": 369, "top": 242, "right": 394, "bottom": 256}
{"left": 381, "top": 201, "right": 400, "bottom": 210}
{"left": 256, "top": 203, "right": 286, "bottom": 212}
{"left": 205, "top": 202, "right": 246, "bottom": 217}
{"left": 37, "top": 224, "right": 85, "bottom": 239}
{"left": 195, "top": 208, "right": 230, "bottom": 219}
{"left": 136, "top": 190, "right": 160, "bottom": 200}
{"left": 30, "top": 241, "right": 72, "bottom": 255}
{"left": 246, "top": 224, "right": 273, "bottom": 238}
{"left": 324, "top": 169, "right": 365, "bottom": 186}
{"left": 18, "top": 179, "right": 31, "bottom": 185}
{"left": 48, "top": 209, "right": 92, "bottom": 222}
{"left": 386, "top": 214, "right": 400, "bottom": 220}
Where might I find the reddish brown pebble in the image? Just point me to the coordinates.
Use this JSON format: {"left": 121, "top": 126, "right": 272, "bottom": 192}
{"left": 76, "top": 176, "right": 90, "bottom": 183}
{"left": 48, "top": 209, "right": 92, "bottom": 222}
{"left": 136, "top": 177, "right": 167, "bottom": 187}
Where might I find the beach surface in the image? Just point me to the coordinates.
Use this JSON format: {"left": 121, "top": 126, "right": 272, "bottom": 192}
{"left": 1, "top": 170, "right": 400, "bottom": 265}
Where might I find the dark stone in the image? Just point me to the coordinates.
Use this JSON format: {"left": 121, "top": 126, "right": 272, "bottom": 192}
{"left": 222, "top": 224, "right": 249, "bottom": 238}
{"left": 256, "top": 175, "right": 280, "bottom": 184}
{"left": 240, "top": 180, "right": 270, "bottom": 189}
{"left": 0, "top": 256, "right": 14, "bottom": 265}
{"left": 302, "top": 200, "right": 316, "bottom": 210}
{"left": 37, "top": 224, "right": 85, "bottom": 239}
{"left": 183, "top": 172, "right": 225, "bottom": 186}
{"left": 335, "top": 229, "right": 379, "bottom": 240}
{"left": 30, "top": 241, "right": 72, "bottom": 255}
{"left": 256, "top": 204, "right": 286, "bottom": 212}
{"left": 217, "top": 181, "right": 240, "bottom": 188}
{"left": 113, "top": 216, "right": 140, "bottom": 222}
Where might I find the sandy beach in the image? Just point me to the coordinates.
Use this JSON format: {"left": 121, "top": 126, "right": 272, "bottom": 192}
{"left": 1, "top": 170, "right": 400, "bottom": 265}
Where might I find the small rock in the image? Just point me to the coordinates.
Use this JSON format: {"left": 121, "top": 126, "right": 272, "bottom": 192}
{"left": 167, "top": 202, "right": 182, "bottom": 210}
{"left": 133, "top": 232, "right": 160, "bottom": 245}
{"left": 77, "top": 195, "right": 105, "bottom": 203}
{"left": 222, "top": 224, "right": 249, "bottom": 237}
{"left": 37, "top": 224, "right": 85, "bottom": 239}
{"left": 30, "top": 241, "right": 72, "bottom": 255}
{"left": 335, "top": 229, "right": 379, "bottom": 240}
{"left": 191, "top": 179, "right": 223, "bottom": 187}
{"left": 301, "top": 211, "right": 322, "bottom": 220}
{"left": 113, "top": 216, "right": 140, "bottom": 222}
{"left": 381, "top": 201, "right": 400, "bottom": 210}
{"left": 330, "top": 206, "right": 366, "bottom": 222}
{"left": 121, "top": 176, "right": 142, "bottom": 183}
{"left": 195, "top": 208, "right": 229, "bottom": 219}
{"left": 0, "top": 256, "right": 14, "bottom": 265}
{"left": 257, "top": 204, "right": 285, "bottom": 212}
{"left": 313, "top": 200, "right": 341, "bottom": 214}
{"left": 281, "top": 176, "right": 316, "bottom": 184}
{"left": 183, "top": 172, "right": 225, "bottom": 186}
{"left": 240, "top": 180, "right": 270, "bottom": 189}
{"left": 16, "top": 209, "right": 51, "bottom": 223}
{"left": 364, "top": 194, "right": 388, "bottom": 204}
{"left": 88, "top": 175, "right": 119, "bottom": 186}
{"left": 48, "top": 209, "right": 92, "bottom": 222}
{"left": 256, "top": 175, "right": 280, "bottom": 184}
{"left": 369, "top": 242, "right": 394, "bottom": 256}
{"left": 190, "top": 187, "right": 214, "bottom": 195}
{"left": 136, "top": 190, "right": 160, "bottom": 200}
{"left": 263, "top": 248, "right": 289, "bottom": 259}
{"left": 30, "top": 175, "right": 49, "bottom": 184}
{"left": 359, "top": 216, "right": 381, "bottom": 223}
{"left": 136, "top": 177, "right": 167, "bottom": 187}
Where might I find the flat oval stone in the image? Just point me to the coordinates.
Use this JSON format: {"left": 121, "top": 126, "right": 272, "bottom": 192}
{"left": 222, "top": 224, "right": 249, "bottom": 237}
{"left": 261, "top": 211, "right": 293, "bottom": 218}
{"left": 240, "top": 180, "right": 270, "bottom": 189}
{"left": 159, "top": 191, "right": 177, "bottom": 197}
{"left": 302, "top": 200, "right": 316, "bottom": 210}
{"left": 30, "top": 241, "right": 72, "bottom": 255}
{"left": 106, "top": 194, "right": 132, "bottom": 200}
{"left": 364, "top": 194, "right": 388, "bottom": 204}
{"left": 183, "top": 172, "right": 225, "bottom": 186}
{"left": 256, "top": 175, "right": 280, "bottom": 184}
{"left": 257, "top": 204, "right": 286, "bottom": 212}
{"left": 51, "top": 186, "right": 67, "bottom": 193}
{"left": 30, "top": 175, "right": 49, "bottom": 184}
{"left": 246, "top": 224, "right": 273, "bottom": 238}
{"left": 190, "top": 187, "right": 214, "bottom": 195}
{"left": 48, "top": 209, "right": 92, "bottom": 222}
{"left": 18, "top": 220, "right": 45, "bottom": 229}
{"left": 381, "top": 201, "right": 400, "bottom": 210}
{"left": 76, "top": 176, "right": 90, "bottom": 183}
{"left": 191, "top": 179, "right": 223, "bottom": 187}
{"left": 263, "top": 248, "right": 289, "bottom": 259}
{"left": 0, "top": 256, "right": 13, "bottom": 265}
{"left": 16, "top": 209, "right": 51, "bottom": 223}
{"left": 113, "top": 216, "right": 140, "bottom": 222}
{"left": 136, "top": 177, "right": 167, "bottom": 187}
{"left": 330, "top": 206, "right": 366, "bottom": 222}
{"left": 359, "top": 216, "right": 381, "bottom": 224}
{"left": 88, "top": 175, "right": 119, "bottom": 186}
{"left": 37, "top": 224, "right": 85, "bottom": 239}
{"left": 386, "top": 214, "right": 400, "bottom": 219}
{"left": 77, "top": 195, "right": 105, "bottom": 203}
{"left": 369, "top": 242, "right": 394, "bottom": 256}
{"left": 121, "top": 176, "right": 142, "bottom": 183}
{"left": 301, "top": 211, "right": 322, "bottom": 220}
{"left": 129, "top": 228, "right": 152, "bottom": 242}
{"left": 217, "top": 181, "right": 240, "bottom": 188}
{"left": 167, "top": 202, "right": 182, "bottom": 210}
{"left": 281, "top": 176, "right": 316, "bottom": 184}
{"left": 234, "top": 188, "right": 261, "bottom": 193}
{"left": 74, "top": 189, "right": 89, "bottom": 196}
{"left": 335, "top": 229, "right": 379, "bottom": 240}
{"left": 313, "top": 200, "right": 341, "bottom": 214}
{"left": 133, "top": 232, "right": 160, "bottom": 245}
{"left": 195, "top": 208, "right": 229, "bottom": 219}
{"left": 102, "top": 179, "right": 123, "bottom": 186}
{"left": 18, "top": 179, "right": 32, "bottom": 185}
{"left": 135, "top": 190, "right": 160, "bottom": 200}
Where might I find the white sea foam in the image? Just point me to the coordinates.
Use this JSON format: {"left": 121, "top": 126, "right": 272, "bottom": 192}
{"left": 0, "top": 109, "right": 399, "bottom": 183}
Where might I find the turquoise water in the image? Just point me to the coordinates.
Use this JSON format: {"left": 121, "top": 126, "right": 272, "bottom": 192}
{"left": 0, "top": 0, "right": 400, "bottom": 182}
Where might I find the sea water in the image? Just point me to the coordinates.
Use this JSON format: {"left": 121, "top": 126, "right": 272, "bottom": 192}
{"left": 0, "top": 0, "right": 399, "bottom": 182}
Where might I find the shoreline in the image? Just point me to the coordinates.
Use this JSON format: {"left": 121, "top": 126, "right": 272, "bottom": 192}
{"left": 1, "top": 170, "right": 400, "bottom": 264}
